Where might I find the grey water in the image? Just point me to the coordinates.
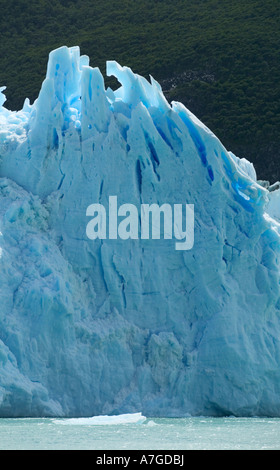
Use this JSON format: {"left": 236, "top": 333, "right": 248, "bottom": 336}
{"left": 0, "top": 417, "right": 280, "bottom": 450}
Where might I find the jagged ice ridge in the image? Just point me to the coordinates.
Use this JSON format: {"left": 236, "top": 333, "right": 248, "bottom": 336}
{"left": 0, "top": 46, "right": 280, "bottom": 417}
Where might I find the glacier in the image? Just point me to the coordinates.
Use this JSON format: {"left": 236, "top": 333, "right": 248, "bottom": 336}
{"left": 1, "top": 45, "right": 280, "bottom": 417}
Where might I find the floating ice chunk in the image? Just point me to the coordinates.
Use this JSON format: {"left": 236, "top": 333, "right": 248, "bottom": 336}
{"left": 146, "top": 420, "right": 157, "bottom": 427}
{"left": 53, "top": 413, "right": 146, "bottom": 425}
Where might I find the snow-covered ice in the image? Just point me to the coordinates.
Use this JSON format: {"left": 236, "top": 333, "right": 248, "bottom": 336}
{"left": 1, "top": 46, "right": 280, "bottom": 417}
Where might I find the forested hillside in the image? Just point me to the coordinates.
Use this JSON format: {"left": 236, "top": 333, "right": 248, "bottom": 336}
{"left": 0, "top": 0, "right": 279, "bottom": 181}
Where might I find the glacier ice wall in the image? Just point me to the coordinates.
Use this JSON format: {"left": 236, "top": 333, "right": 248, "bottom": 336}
{"left": 1, "top": 46, "right": 280, "bottom": 417}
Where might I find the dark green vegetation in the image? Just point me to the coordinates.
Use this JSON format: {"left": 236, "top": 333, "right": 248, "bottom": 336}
{"left": 0, "top": 0, "right": 279, "bottom": 181}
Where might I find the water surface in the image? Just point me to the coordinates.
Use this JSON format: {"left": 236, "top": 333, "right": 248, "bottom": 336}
{"left": 0, "top": 417, "right": 279, "bottom": 450}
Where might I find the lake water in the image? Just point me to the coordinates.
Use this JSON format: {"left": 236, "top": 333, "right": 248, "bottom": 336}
{"left": 0, "top": 416, "right": 279, "bottom": 450}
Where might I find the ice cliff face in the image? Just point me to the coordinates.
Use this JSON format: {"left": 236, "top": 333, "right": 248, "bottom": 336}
{"left": 1, "top": 46, "right": 280, "bottom": 417}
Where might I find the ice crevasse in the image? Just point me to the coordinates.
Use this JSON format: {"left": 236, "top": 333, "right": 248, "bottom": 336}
{"left": 0, "top": 45, "right": 280, "bottom": 417}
